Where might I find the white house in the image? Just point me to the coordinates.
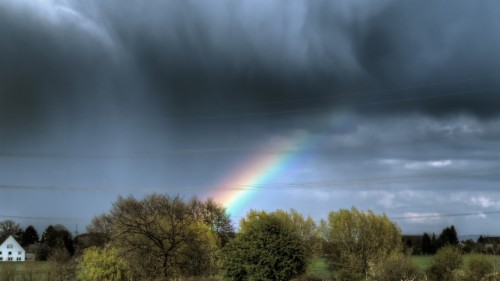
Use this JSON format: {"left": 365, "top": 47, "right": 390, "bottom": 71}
{"left": 0, "top": 235, "right": 25, "bottom": 262}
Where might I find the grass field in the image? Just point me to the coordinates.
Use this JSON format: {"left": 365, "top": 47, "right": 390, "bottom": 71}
{"left": 0, "top": 261, "right": 66, "bottom": 280}
{"left": 411, "top": 255, "right": 434, "bottom": 269}
{"left": 309, "top": 255, "right": 500, "bottom": 278}
{"left": 3, "top": 255, "right": 500, "bottom": 280}
{"left": 307, "top": 257, "right": 330, "bottom": 279}
{"left": 412, "top": 254, "right": 500, "bottom": 270}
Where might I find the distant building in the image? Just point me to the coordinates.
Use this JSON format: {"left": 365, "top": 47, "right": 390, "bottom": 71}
{"left": 0, "top": 235, "right": 25, "bottom": 262}
{"left": 482, "top": 236, "right": 500, "bottom": 244}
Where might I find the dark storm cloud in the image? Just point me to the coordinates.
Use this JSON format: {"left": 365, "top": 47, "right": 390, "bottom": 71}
{"left": 2, "top": 0, "right": 500, "bottom": 139}
{"left": 0, "top": 1, "right": 121, "bottom": 140}
{"left": 100, "top": 0, "right": 500, "bottom": 118}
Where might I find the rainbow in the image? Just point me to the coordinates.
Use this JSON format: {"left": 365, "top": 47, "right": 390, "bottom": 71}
{"left": 213, "top": 137, "right": 306, "bottom": 219}
{"left": 211, "top": 110, "right": 353, "bottom": 220}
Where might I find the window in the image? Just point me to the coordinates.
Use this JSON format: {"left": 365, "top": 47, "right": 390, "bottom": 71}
{"left": 6, "top": 244, "right": 13, "bottom": 249}
{"left": 0, "top": 251, "right": 2, "bottom": 255}
{"left": 8, "top": 252, "right": 12, "bottom": 255}
{"left": 7, "top": 257, "right": 12, "bottom": 261}
{"left": 16, "top": 257, "right": 21, "bottom": 261}
{"left": 0, "top": 257, "right": 3, "bottom": 261}
{"left": 18, "top": 251, "right": 22, "bottom": 255}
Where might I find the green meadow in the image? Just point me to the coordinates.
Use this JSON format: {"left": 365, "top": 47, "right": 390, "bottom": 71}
{"left": 0, "top": 261, "right": 64, "bottom": 280}
{"left": 412, "top": 254, "right": 500, "bottom": 270}
{"left": 304, "top": 255, "right": 500, "bottom": 279}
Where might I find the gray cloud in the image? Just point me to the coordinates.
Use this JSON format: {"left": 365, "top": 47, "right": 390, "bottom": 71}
{"left": 2, "top": 0, "right": 500, "bottom": 233}
{"left": 3, "top": 0, "right": 500, "bottom": 137}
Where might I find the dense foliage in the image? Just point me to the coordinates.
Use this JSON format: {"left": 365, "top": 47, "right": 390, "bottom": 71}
{"left": 368, "top": 252, "right": 423, "bottom": 281}
{"left": 107, "top": 195, "right": 224, "bottom": 280}
{"left": 223, "top": 210, "right": 307, "bottom": 281}
{"left": 4, "top": 196, "right": 500, "bottom": 281}
{"left": 77, "top": 245, "right": 129, "bottom": 281}
{"left": 321, "top": 207, "right": 402, "bottom": 280}
{"left": 427, "top": 245, "right": 463, "bottom": 281}
{"left": 460, "top": 253, "right": 495, "bottom": 281}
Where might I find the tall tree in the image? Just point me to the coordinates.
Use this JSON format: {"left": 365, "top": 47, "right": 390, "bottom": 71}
{"left": 272, "top": 209, "right": 321, "bottom": 262}
{"left": 189, "top": 197, "right": 235, "bottom": 247}
{"left": 439, "top": 225, "right": 459, "bottom": 246}
{"left": 422, "top": 232, "right": 432, "bottom": 255}
{"left": 431, "top": 233, "right": 438, "bottom": 254}
{"left": 20, "top": 225, "right": 39, "bottom": 247}
{"left": 322, "top": 207, "right": 402, "bottom": 280}
{"left": 109, "top": 194, "right": 219, "bottom": 280}
{"left": 41, "top": 224, "right": 74, "bottom": 256}
{"left": 0, "top": 220, "right": 23, "bottom": 241}
{"left": 85, "top": 214, "right": 113, "bottom": 247}
{"left": 223, "top": 210, "right": 306, "bottom": 281}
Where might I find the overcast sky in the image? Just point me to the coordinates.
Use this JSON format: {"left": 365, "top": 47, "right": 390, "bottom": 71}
{"left": 1, "top": 0, "right": 500, "bottom": 235}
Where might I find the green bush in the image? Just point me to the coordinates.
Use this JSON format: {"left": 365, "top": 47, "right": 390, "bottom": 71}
{"left": 459, "top": 253, "right": 495, "bottom": 281}
{"left": 222, "top": 211, "right": 306, "bottom": 281}
{"left": 427, "top": 245, "right": 463, "bottom": 281}
{"left": 369, "top": 252, "right": 424, "bottom": 281}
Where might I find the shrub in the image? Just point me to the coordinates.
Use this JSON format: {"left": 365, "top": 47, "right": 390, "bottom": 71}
{"left": 427, "top": 245, "right": 463, "bottom": 281}
{"left": 222, "top": 211, "right": 306, "bottom": 281}
{"left": 460, "top": 253, "right": 494, "bottom": 281}
{"left": 369, "top": 252, "right": 424, "bottom": 281}
{"left": 77, "top": 245, "right": 129, "bottom": 281}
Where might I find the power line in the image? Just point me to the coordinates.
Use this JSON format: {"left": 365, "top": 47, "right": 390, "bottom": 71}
{"left": 0, "top": 167, "right": 498, "bottom": 193}
{"left": 0, "top": 214, "right": 89, "bottom": 222}
{"left": 0, "top": 134, "right": 483, "bottom": 159}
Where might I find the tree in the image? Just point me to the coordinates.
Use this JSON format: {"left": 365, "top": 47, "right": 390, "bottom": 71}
{"left": 477, "top": 235, "right": 485, "bottom": 244}
{"left": 0, "top": 220, "right": 23, "bottom": 241}
{"left": 427, "top": 245, "right": 463, "bottom": 281}
{"left": 422, "top": 232, "right": 432, "bottom": 254}
{"left": 77, "top": 245, "right": 129, "bottom": 281}
{"left": 41, "top": 224, "right": 75, "bottom": 257}
{"left": 431, "top": 233, "right": 438, "bottom": 254}
{"left": 439, "top": 225, "right": 459, "bottom": 247}
{"left": 73, "top": 214, "right": 114, "bottom": 256}
{"left": 223, "top": 210, "right": 307, "bottom": 281}
{"left": 20, "top": 225, "right": 39, "bottom": 247}
{"left": 322, "top": 207, "right": 402, "bottom": 280}
{"left": 272, "top": 209, "right": 321, "bottom": 262}
{"left": 189, "top": 197, "right": 235, "bottom": 247}
{"left": 109, "top": 194, "right": 219, "bottom": 280}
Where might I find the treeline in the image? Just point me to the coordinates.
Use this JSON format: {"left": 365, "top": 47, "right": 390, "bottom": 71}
{"left": 0, "top": 221, "right": 75, "bottom": 261}
{"left": 403, "top": 225, "right": 459, "bottom": 255}
{"left": 404, "top": 226, "right": 500, "bottom": 255}
{"left": 2, "top": 194, "right": 498, "bottom": 281}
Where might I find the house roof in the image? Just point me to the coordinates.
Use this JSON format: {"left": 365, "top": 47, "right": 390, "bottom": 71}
{"left": 0, "top": 235, "right": 23, "bottom": 250}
